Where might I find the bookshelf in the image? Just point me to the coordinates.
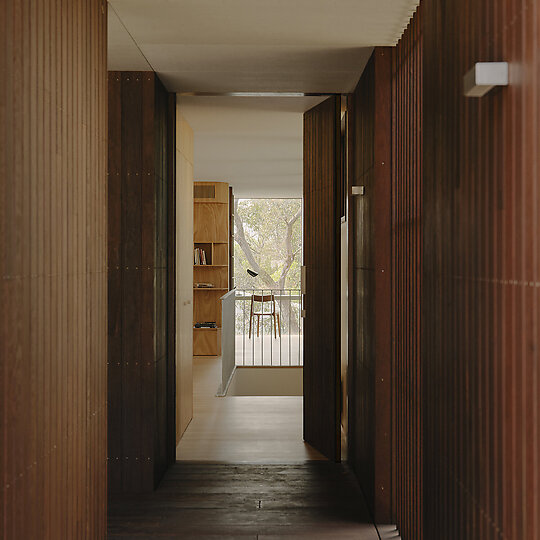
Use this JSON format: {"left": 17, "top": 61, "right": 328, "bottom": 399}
{"left": 193, "top": 181, "right": 230, "bottom": 356}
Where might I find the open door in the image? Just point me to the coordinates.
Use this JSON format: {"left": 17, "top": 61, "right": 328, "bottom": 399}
{"left": 303, "top": 96, "right": 341, "bottom": 461}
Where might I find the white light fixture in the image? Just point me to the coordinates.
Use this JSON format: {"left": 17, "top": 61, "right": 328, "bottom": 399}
{"left": 463, "top": 62, "right": 509, "bottom": 97}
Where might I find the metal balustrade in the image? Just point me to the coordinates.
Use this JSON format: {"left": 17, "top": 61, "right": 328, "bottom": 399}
{"left": 235, "top": 289, "right": 303, "bottom": 366}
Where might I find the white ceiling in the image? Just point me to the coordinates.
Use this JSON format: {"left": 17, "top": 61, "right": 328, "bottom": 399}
{"left": 179, "top": 96, "right": 326, "bottom": 198}
{"left": 108, "top": 6, "right": 151, "bottom": 71}
{"left": 108, "top": 0, "right": 419, "bottom": 197}
{"left": 108, "top": 0, "right": 419, "bottom": 93}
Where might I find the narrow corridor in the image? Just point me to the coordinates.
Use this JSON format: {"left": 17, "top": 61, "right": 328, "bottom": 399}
{"left": 107, "top": 462, "right": 379, "bottom": 539}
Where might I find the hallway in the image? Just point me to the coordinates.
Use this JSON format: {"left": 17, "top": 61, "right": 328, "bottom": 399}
{"left": 4, "top": 1, "right": 540, "bottom": 539}
{"left": 107, "top": 462, "right": 379, "bottom": 539}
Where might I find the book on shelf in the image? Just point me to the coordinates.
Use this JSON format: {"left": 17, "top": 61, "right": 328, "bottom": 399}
{"left": 194, "top": 247, "right": 207, "bottom": 265}
{"left": 194, "top": 322, "right": 217, "bottom": 329}
{"left": 194, "top": 282, "right": 214, "bottom": 288}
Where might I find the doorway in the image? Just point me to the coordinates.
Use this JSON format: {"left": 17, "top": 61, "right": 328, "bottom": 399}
{"left": 175, "top": 95, "right": 330, "bottom": 463}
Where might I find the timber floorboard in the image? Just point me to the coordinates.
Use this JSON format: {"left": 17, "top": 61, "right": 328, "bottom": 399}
{"left": 107, "top": 462, "right": 379, "bottom": 539}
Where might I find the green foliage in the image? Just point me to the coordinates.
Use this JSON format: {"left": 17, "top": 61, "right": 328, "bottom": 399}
{"left": 234, "top": 198, "right": 302, "bottom": 291}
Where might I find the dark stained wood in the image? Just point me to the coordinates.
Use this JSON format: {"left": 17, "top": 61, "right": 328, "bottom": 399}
{"left": 391, "top": 10, "right": 423, "bottom": 539}
{"left": 349, "top": 1, "right": 539, "bottom": 538}
{"left": 422, "top": 0, "right": 540, "bottom": 538}
{"left": 107, "top": 462, "right": 379, "bottom": 539}
{"left": 1, "top": 0, "right": 108, "bottom": 537}
{"left": 348, "top": 49, "right": 393, "bottom": 524}
{"left": 303, "top": 97, "right": 342, "bottom": 462}
{"left": 371, "top": 49, "right": 393, "bottom": 524}
{"left": 107, "top": 71, "right": 176, "bottom": 495}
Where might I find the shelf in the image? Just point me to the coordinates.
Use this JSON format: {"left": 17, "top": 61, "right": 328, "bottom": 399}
{"left": 194, "top": 200, "right": 227, "bottom": 204}
{"left": 194, "top": 241, "right": 228, "bottom": 244}
{"left": 193, "top": 287, "right": 228, "bottom": 291}
{"left": 193, "top": 182, "right": 229, "bottom": 356}
{"left": 193, "top": 326, "right": 220, "bottom": 331}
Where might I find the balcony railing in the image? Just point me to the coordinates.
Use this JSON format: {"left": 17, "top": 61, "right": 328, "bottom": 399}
{"left": 235, "top": 289, "right": 303, "bottom": 366}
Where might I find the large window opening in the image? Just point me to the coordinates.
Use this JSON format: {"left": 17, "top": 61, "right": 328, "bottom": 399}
{"left": 233, "top": 198, "right": 303, "bottom": 369}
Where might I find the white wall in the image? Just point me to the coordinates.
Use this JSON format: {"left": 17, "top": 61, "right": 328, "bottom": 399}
{"left": 176, "top": 105, "right": 194, "bottom": 442}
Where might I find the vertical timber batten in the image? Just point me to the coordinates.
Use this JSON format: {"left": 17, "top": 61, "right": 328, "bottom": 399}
{"left": 1, "top": 1, "right": 108, "bottom": 537}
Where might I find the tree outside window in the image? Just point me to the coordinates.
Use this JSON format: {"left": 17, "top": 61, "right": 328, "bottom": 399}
{"left": 234, "top": 198, "right": 302, "bottom": 335}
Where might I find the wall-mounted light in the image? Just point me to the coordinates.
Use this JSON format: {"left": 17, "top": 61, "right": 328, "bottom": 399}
{"left": 463, "top": 62, "right": 508, "bottom": 97}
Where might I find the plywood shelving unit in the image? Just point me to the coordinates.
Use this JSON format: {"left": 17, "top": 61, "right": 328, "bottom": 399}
{"left": 193, "top": 181, "right": 230, "bottom": 356}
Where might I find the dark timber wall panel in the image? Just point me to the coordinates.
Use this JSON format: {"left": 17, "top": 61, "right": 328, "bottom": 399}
{"left": 1, "top": 1, "right": 108, "bottom": 538}
{"left": 303, "top": 96, "right": 341, "bottom": 462}
{"left": 422, "top": 0, "right": 540, "bottom": 538}
{"left": 348, "top": 49, "right": 393, "bottom": 523}
{"left": 108, "top": 71, "right": 175, "bottom": 495}
{"left": 349, "top": 1, "right": 539, "bottom": 538}
{"left": 391, "top": 9, "right": 423, "bottom": 540}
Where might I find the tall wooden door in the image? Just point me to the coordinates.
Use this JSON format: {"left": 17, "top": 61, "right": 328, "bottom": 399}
{"left": 303, "top": 96, "right": 341, "bottom": 461}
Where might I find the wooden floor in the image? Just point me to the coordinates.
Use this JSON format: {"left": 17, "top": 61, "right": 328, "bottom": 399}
{"left": 108, "top": 357, "right": 379, "bottom": 538}
{"left": 107, "top": 462, "right": 380, "bottom": 539}
{"left": 176, "top": 356, "right": 324, "bottom": 462}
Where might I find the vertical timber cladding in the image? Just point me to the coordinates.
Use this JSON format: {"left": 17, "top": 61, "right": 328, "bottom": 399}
{"left": 391, "top": 8, "right": 423, "bottom": 540}
{"left": 303, "top": 96, "right": 342, "bottom": 462}
{"left": 1, "top": 0, "right": 108, "bottom": 538}
{"left": 423, "top": 0, "right": 540, "bottom": 538}
{"left": 108, "top": 71, "right": 176, "bottom": 494}
{"left": 348, "top": 49, "right": 392, "bottom": 523}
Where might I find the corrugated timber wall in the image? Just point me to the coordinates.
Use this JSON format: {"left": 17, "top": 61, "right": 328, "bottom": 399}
{"left": 391, "top": 8, "right": 423, "bottom": 540}
{"left": 422, "top": 0, "right": 540, "bottom": 538}
{"left": 350, "top": 1, "right": 539, "bottom": 538}
{"left": 1, "top": 0, "right": 108, "bottom": 538}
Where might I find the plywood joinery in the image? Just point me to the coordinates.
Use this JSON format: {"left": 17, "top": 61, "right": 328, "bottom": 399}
{"left": 194, "top": 181, "right": 229, "bottom": 203}
{"left": 194, "top": 203, "right": 229, "bottom": 243}
{"left": 193, "top": 328, "right": 222, "bottom": 357}
{"left": 193, "top": 182, "right": 230, "bottom": 356}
